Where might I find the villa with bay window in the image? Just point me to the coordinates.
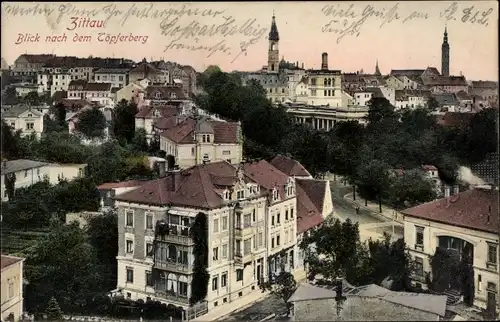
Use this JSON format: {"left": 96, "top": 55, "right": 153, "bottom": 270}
{"left": 402, "top": 185, "right": 499, "bottom": 315}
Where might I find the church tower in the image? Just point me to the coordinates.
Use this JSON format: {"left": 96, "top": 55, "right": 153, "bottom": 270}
{"left": 267, "top": 12, "right": 280, "bottom": 74}
{"left": 374, "top": 59, "right": 381, "bottom": 76}
{"left": 441, "top": 26, "right": 450, "bottom": 76}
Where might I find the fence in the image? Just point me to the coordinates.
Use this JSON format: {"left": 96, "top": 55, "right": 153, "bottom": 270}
{"left": 185, "top": 302, "right": 208, "bottom": 321}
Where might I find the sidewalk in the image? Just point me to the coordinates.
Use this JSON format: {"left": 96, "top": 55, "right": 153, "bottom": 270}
{"left": 343, "top": 192, "right": 405, "bottom": 225}
{"left": 192, "top": 269, "right": 307, "bottom": 322}
{"left": 192, "top": 289, "right": 270, "bottom": 322}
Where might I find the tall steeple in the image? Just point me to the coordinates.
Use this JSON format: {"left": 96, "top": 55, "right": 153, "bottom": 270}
{"left": 267, "top": 12, "right": 280, "bottom": 74}
{"left": 374, "top": 59, "right": 381, "bottom": 76}
{"left": 441, "top": 26, "right": 450, "bottom": 76}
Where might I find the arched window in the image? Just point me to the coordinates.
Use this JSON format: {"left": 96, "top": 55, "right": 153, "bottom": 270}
{"left": 271, "top": 64, "right": 275, "bottom": 71}
{"left": 327, "top": 79, "right": 332, "bottom": 86}
{"left": 167, "top": 273, "right": 178, "bottom": 293}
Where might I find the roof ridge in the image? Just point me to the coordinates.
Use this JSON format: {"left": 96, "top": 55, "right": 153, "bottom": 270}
{"left": 197, "top": 167, "right": 213, "bottom": 208}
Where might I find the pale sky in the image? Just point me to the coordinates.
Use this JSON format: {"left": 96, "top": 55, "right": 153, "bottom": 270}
{"left": 1, "top": 1, "right": 498, "bottom": 80}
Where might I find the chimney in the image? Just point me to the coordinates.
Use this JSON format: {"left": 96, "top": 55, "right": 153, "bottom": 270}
{"left": 453, "top": 185, "right": 459, "bottom": 195}
{"left": 321, "top": 53, "right": 328, "bottom": 70}
{"left": 170, "top": 165, "right": 181, "bottom": 191}
{"left": 301, "top": 62, "right": 304, "bottom": 69}
{"left": 157, "top": 161, "right": 166, "bottom": 178}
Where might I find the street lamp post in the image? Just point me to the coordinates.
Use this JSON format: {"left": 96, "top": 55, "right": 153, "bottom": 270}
{"left": 334, "top": 269, "right": 347, "bottom": 318}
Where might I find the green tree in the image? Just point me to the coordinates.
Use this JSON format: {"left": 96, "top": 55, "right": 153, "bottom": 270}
{"left": 1, "top": 119, "right": 23, "bottom": 159}
{"left": 45, "top": 297, "right": 63, "bottom": 320}
{"left": 2, "top": 86, "right": 19, "bottom": 105}
{"left": 131, "top": 128, "right": 150, "bottom": 153}
{"left": 465, "top": 108, "right": 498, "bottom": 164}
{"left": 190, "top": 212, "right": 209, "bottom": 305}
{"left": 368, "top": 235, "right": 415, "bottom": 291}
{"left": 113, "top": 99, "right": 138, "bottom": 144}
{"left": 86, "top": 210, "right": 118, "bottom": 290}
{"left": 4, "top": 173, "right": 16, "bottom": 200}
{"left": 75, "top": 108, "right": 107, "bottom": 138}
{"left": 301, "top": 217, "right": 372, "bottom": 285}
{"left": 49, "top": 102, "right": 67, "bottom": 127}
{"left": 23, "top": 91, "right": 41, "bottom": 106}
{"left": 260, "top": 271, "right": 297, "bottom": 315}
{"left": 354, "top": 159, "right": 392, "bottom": 213}
{"left": 37, "top": 132, "right": 92, "bottom": 164}
{"left": 24, "top": 222, "right": 104, "bottom": 314}
{"left": 388, "top": 169, "right": 437, "bottom": 209}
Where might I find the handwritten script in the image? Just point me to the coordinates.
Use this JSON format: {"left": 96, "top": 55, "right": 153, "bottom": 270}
{"left": 2, "top": 3, "right": 268, "bottom": 62}
{"left": 320, "top": 2, "right": 493, "bottom": 44}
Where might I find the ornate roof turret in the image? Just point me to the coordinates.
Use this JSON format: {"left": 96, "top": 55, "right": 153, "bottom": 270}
{"left": 269, "top": 13, "right": 279, "bottom": 41}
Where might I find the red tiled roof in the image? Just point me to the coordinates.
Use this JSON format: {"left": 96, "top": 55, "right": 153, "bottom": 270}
{"left": 269, "top": 155, "right": 311, "bottom": 177}
{"left": 1, "top": 255, "right": 24, "bottom": 270}
{"left": 243, "top": 160, "right": 289, "bottom": 198}
{"left": 422, "top": 75, "right": 468, "bottom": 87}
{"left": 160, "top": 118, "right": 239, "bottom": 144}
{"left": 146, "top": 86, "right": 186, "bottom": 100}
{"left": 437, "top": 112, "right": 475, "bottom": 128}
{"left": 422, "top": 165, "right": 438, "bottom": 171}
{"left": 295, "top": 179, "right": 327, "bottom": 234}
{"left": 401, "top": 187, "right": 499, "bottom": 234}
{"left": 154, "top": 116, "right": 179, "bottom": 130}
{"left": 115, "top": 161, "right": 255, "bottom": 209}
{"left": 135, "top": 105, "right": 179, "bottom": 118}
{"left": 97, "top": 180, "right": 147, "bottom": 190}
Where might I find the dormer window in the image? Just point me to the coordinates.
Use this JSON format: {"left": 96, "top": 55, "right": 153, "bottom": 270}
{"left": 224, "top": 190, "right": 230, "bottom": 200}
{"left": 237, "top": 190, "right": 244, "bottom": 200}
{"left": 170, "top": 92, "right": 177, "bottom": 98}
{"left": 27, "top": 113, "right": 33, "bottom": 117}
{"left": 153, "top": 110, "right": 161, "bottom": 118}
{"left": 272, "top": 189, "right": 279, "bottom": 201}
{"left": 155, "top": 92, "right": 161, "bottom": 99}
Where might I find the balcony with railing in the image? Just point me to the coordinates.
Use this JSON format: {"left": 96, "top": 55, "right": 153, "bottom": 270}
{"left": 155, "top": 220, "right": 194, "bottom": 245}
{"left": 154, "top": 288, "right": 190, "bottom": 305}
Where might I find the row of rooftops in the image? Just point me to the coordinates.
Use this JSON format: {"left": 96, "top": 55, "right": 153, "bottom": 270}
{"left": 102, "top": 155, "right": 325, "bottom": 235}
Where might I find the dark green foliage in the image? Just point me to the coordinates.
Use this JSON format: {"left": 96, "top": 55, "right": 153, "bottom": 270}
{"left": 23, "top": 91, "right": 42, "bottom": 106}
{"left": 302, "top": 217, "right": 414, "bottom": 288}
{"left": 427, "top": 247, "right": 461, "bottom": 293}
{"left": 190, "top": 212, "right": 209, "bottom": 305}
{"left": 1, "top": 119, "right": 23, "bottom": 159}
{"left": 45, "top": 297, "right": 63, "bottom": 320}
{"left": 260, "top": 271, "right": 297, "bottom": 314}
{"left": 130, "top": 128, "right": 150, "bottom": 152}
{"left": 387, "top": 169, "right": 437, "bottom": 209}
{"left": 75, "top": 107, "right": 107, "bottom": 138}
{"left": 86, "top": 210, "right": 119, "bottom": 292}
{"left": 2, "top": 86, "right": 19, "bottom": 105}
{"left": 4, "top": 172, "right": 16, "bottom": 200}
{"left": 113, "top": 99, "right": 138, "bottom": 144}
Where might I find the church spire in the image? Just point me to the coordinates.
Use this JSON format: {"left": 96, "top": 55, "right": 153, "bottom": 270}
{"left": 375, "top": 59, "right": 381, "bottom": 76}
{"left": 268, "top": 12, "right": 279, "bottom": 41}
{"left": 441, "top": 25, "right": 450, "bottom": 76}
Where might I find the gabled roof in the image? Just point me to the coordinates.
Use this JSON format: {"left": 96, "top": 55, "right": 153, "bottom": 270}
{"left": 455, "top": 90, "right": 471, "bottom": 101}
{"left": 390, "top": 69, "right": 425, "bottom": 77}
{"left": 160, "top": 117, "right": 239, "bottom": 144}
{"left": 1, "top": 159, "right": 50, "bottom": 175}
{"left": 433, "top": 93, "right": 459, "bottom": 106}
{"left": 97, "top": 180, "right": 147, "bottom": 190}
{"left": 269, "top": 154, "right": 312, "bottom": 177}
{"left": 422, "top": 75, "right": 467, "bottom": 87}
{"left": 401, "top": 186, "right": 499, "bottom": 234}
{"left": 115, "top": 161, "right": 255, "bottom": 209}
{"left": 471, "top": 80, "right": 497, "bottom": 89}
{"left": 129, "top": 62, "right": 161, "bottom": 75}
{"left": 295, "top": 179, "right": 327, "bottom": 234}
{"left": 135, "top": 105, "right": 180, "bottom": 119}
{"left": 15, "top": 54, "right": 55, "bottom": 64}
{"left": 94, "top": 68, "right": 130, "bottom": 74}
{"left": 85, "top": 82, "right": 112, "bottom": 92}
{"left": 145, "top": 86, "right": 186, "bottom": 100}
{"left": 1, "top": 255, "right": 25, "bottom": 270}
{"left": 243, "top": 160, "right": 289, "bottom": 197}
{"left": 2, "top": 106, "right": 43, "bottom": 118}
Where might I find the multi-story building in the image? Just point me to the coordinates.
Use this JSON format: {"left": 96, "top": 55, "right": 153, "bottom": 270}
{"left": 0, "top": 159, "right": 86, "bottom": 201}
{"left": 394, "top": 90, "right": 431, "bottom": 110}
{"left": 129, "top": 60, "right": 169, "bottom": 84}
{"left": 94, "top": 68, "right": 129, "bottom": 89}
{"left": 50, "top": 70, "right": 72, "bottom": 95}
{"left": 422, "top": 75, "right": 469, "bottom": 94}
{"left": 11, "top": 54, "right": 55, "bottom": 84}
{"left": 67, "top": 80, "right": 113, "bottom": 107}
{"left": 401, "top": 186, "right": 499, "bottom": 314}
{"left": 470, "top": 81, "right": 498, "bottom": 101}
{"left": 159, "top": 116, "right": 242, "bottom": 168}
{"left": 37, "top": 72, "right": 52, "bottom": 94}
{"left": 242, "top": 160, "right": 297, "bottom": 279}
{"left": 1, "top": 255, "right": 25, "bottom": 322}
{"left": 114, "top": 161, "right": 268, "bottom": 310}
{"left": 115, "top": 80, "right": 149, "bottom": 104}
{"left": 2, "top": 106, "right": 44, "bottom": 139}
{"left": 144, "top": 85, "right": 187, "bottom": 105}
